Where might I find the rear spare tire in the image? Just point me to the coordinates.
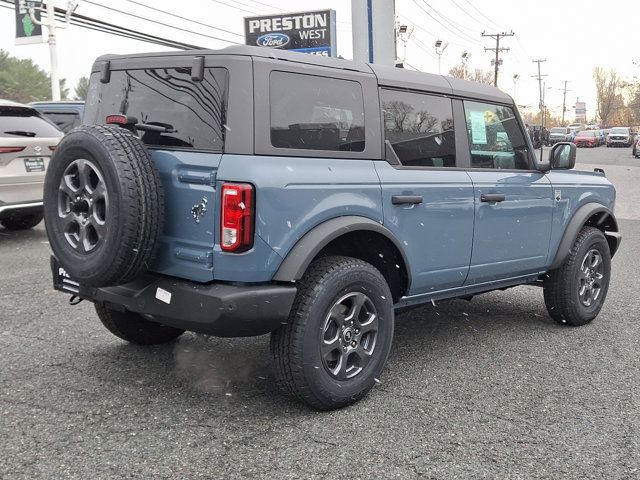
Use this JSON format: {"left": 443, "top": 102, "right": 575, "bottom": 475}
{"left": 43, "top": 125, "right": 163, "bottom": 287}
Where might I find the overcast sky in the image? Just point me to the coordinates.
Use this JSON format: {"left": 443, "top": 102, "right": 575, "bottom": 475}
{"left": 1, "top": 0, "right": 638, "bottom": 121}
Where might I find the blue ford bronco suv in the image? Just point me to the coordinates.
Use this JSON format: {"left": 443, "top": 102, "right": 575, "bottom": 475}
{"left": 43, "top": 46, "right": 621, "bottom": 410}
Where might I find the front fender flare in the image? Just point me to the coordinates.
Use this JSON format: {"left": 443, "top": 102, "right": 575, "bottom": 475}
{"left": 550, "top": 202, "right": 620, "bottom": 269}
{"left": 272, "top": 216, "right": 411, "bottom": 284}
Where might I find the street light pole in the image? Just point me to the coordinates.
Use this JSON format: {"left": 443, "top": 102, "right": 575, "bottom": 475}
{"left": 28, "top": 1, "right": 77, "bottom": 101}
{"left": 512, "top": 73, "right": 520, "bottom": 99}
{"left": 461, "top": 51, "right": 471, "bottom": 79}
{"left": 45, "top": 1, "right": 59, "bottom": 101}
{"left": 434, "top": 39, "right": 448, "bottom": 74}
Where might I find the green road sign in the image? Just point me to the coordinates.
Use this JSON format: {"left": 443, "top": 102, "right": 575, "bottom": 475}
{"left": 15, "top": 0, "right": 43, "bottom": 45}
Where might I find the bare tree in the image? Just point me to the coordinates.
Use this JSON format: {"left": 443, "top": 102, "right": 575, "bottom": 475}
{"left": 593, "top": 67, "right": 622, "bottom": 126}
{"left": 448, "top": 63, "right": 494, "bottom": 85}
{"left": 384, "top": 101, "right": 414, "bottom": 132}
{"left": 411, "top": 111, "right": 437, "bottom": 133}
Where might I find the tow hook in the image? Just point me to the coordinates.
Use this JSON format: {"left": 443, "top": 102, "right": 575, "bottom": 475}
{"left": 69, "top": 295, "right": 83, "bottom": 306}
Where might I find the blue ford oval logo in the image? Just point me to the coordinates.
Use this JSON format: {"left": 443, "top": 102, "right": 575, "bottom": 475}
{"left": 256, "top": 33, "right": 290, "bottom": 48}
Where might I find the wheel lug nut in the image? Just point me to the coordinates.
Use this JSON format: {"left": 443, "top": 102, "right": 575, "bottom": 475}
{"left": 351, "top": 341, "right": 357, "bottom": 347}
{"left": 355, "top": 329, "right": 360, "bottom": 334}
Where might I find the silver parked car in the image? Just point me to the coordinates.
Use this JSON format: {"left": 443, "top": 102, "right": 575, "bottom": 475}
{"left": 606, "top": 127, "right": 633, "bottom": 147}
{"left": 0, "top": 100, "right": 63, "bottom": 230}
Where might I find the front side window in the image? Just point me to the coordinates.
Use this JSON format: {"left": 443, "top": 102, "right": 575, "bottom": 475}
{"left": 464, "top": 101, "right": 530, "bottom": 170}
{"left": 85, "top": 67, "right": 228, "bottom": 151}
{"left": 381, "top": 89, "right": 455, "bottom": 168}
{"left": 269, "top": 71, "right": 365, "bottom": 152}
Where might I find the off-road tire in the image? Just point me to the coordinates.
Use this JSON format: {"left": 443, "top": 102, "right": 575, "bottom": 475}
{"left": 0, "top": 211, "right": 43, "bottom": 230}
{"left": 544, "top": 226, "right": 611, "bottom": 326}
{"left": 95, "top": 303, "right": 184, "bottom": 345}
{"left": 270, "top": 256, "right": 394, "bottom": 410}
{"left": 43, "top": 125, "right": 163, "bottom": 287}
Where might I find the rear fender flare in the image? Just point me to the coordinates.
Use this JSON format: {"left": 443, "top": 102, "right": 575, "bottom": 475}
{"left": 272, "top": 216, "right": 411, "bottom": 285}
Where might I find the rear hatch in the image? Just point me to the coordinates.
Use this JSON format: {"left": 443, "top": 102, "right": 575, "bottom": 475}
{"left": 0, "top": 106, "right": 63, "bottom": 204}
{"left": 84, "top": 63, "right": 229, "bottom": 282}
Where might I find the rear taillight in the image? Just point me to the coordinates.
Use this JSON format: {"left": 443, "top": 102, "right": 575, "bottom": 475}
{"left": 0, "top": 146, "right": 26, "bottom": 154}
{"left": 220, "top": 183, "right": 254, "bottom": 252}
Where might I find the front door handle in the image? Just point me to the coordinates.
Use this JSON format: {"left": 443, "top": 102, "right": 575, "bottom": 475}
{"left": 392, "top": 195, "right": 423, "bottom": 205}
{"left": 480, "top": 193, "right": 506, "bottom": 203}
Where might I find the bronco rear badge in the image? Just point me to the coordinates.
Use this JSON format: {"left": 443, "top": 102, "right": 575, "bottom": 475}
{"left": 191, "top": 197, "right": 208, "bottom": 224}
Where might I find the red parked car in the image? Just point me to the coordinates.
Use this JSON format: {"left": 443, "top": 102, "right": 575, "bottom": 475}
{"left": 574, "top": 130, "right": 598, "bottom": 147}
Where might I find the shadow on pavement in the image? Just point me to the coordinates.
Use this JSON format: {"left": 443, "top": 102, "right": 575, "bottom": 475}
{"left": 78, "top": 286, "right": 556, "bottom": 411}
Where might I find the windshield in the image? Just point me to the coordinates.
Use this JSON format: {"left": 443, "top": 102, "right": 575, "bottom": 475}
{"left": 610, "top": 128, "right": 629, "bottom": 134}
{"left": 550, "top": 128, "right": 566, "bottom": 133}
{"left": 577, "top": 131, "right": 595, "bottom": 137}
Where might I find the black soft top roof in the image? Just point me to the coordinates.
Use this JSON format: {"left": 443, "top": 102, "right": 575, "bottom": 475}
{"left": 94, "top": 45, "right": 513, "bottom": 105}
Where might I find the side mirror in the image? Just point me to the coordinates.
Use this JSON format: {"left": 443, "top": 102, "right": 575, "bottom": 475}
{"left": 549, "top": 142, "right": 576, "bottom": 169}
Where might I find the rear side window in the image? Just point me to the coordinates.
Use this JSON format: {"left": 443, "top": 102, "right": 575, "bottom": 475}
{"left": 41, "top": 111, "right": 82, "bottom": 133}
{"left": 381, "top": 89, "right": 455, "bottom": 168}
{"left": 464, "top": 101, "right": 530, "bottom": 170}
{"left": 269, "top": 71, "right": 365, "bottom": 152}
{"left": 0, "top": 107, "right": 62, "bottom": 138}
{"left": 85, "top": 67, "right": 228, "bottom": 151}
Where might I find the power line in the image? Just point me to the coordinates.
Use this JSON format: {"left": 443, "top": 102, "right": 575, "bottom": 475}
{"left": 460, "top": 0, "right": 505, "bottom": 31}
{"left": 206, "top": 0, "right": 259, "bottom": 16}
{"left": 419, "top": 0, "right": 482, "bottom": 46}
{"left": 83, "top": 0, "right": 240, "bottom": 45}
{"left": 448, "top": 0, "right": 486, "bottom": 29}
{"left": 412, "top": 0, "right": 480, "bottom": 49}
{"left": 482, "top": 31, "right": 514, "bottom": 87}
{"left": 413, "top": 38, "right": 438, "bottom": 60}
{"left": 126, "top": 0, "right": 243, "bottom": 39}
{"left": 242, "top": 0, "right": 284, "bottom": 12}
{"left": 57, "top": 11, "right": 203, "bottom": 49}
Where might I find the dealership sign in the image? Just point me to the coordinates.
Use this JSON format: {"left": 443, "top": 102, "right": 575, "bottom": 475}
{"left": 244, "top": 10, "right": 337, "bottom": 57}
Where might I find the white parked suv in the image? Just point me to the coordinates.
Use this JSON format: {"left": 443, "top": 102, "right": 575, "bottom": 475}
{"left": 0, "top": 100, "right": 63, "bottom": 230}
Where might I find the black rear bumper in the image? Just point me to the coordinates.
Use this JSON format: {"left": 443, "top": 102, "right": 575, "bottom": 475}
{"left": 51, "top": 257, "right": 297, "bottom": 337}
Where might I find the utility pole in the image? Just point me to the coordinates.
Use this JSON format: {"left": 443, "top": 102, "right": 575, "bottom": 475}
{"left": 560, "top": 80, "right": 571, "bottom": 125}
{"left": 481, "top": 31, "right": 514, "bottom": 87}
{"left": 532, "top": 59, "right": 548, "bottom": 162}
{"left": 28, "top": 1, "right": 77, "bottom": 101}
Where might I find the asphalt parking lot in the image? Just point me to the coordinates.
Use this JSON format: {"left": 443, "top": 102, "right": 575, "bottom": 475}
{"left": 1, "top": 145, "right": 638, "bottom": 479}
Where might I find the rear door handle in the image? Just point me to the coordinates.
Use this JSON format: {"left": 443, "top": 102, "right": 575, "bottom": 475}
{"left": 392, "top": 195, "right": 423, "bottom": 205}
{"left": 480, "top": 193, "right": 506, "bottom": 203}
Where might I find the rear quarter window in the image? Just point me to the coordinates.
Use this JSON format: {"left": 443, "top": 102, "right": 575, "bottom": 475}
{"left": 269, "top": 71, "right": 365, "bottom": 152}
{"left": 85, "top": 67, "right": 228, "bottom": 151}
